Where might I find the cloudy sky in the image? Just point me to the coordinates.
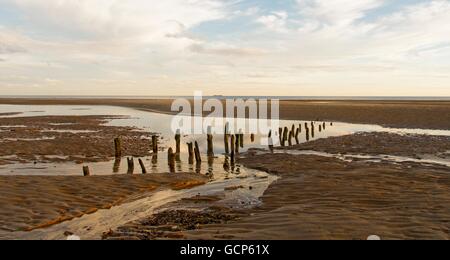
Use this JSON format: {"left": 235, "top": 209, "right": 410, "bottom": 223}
{"left": 0, "top": 0, "right": 449, "bottom": 96}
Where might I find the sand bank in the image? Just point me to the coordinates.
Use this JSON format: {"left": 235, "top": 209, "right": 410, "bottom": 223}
{"left": 0, "top": 98, "right": 449, "bottom": 129}
{"left": 0, "top": 173, "right": 207, "bottom": 234}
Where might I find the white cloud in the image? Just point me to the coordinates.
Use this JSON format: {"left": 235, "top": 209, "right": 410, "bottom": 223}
{"left": 256, "top": 11, "right": 289, "bottom": 32}
{"left": 296, "top": 0, "right": 384, "bottom": 27}
{"left": 10, "top": 0, "right": 226, "bottom": 42}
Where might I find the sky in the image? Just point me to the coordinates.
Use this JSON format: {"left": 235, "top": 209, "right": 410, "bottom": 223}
{"left": 0, "top": 0, "right": 449, "bottom": 96}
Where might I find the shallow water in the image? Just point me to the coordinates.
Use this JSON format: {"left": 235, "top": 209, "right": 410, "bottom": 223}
{"left": 1, "top": 104, "right": 449, "bottom": 176}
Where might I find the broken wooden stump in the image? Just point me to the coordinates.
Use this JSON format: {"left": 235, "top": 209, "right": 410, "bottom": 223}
{"left": 127, "top": 157, "right": 134, "bottom": 174}
{"left": 239, "top": 130, "right": 244, "bottom": 148}
{"left": 282, "top": 127, "right": 289, "bottom": 147}
{"left": 250, "top": 133, "right": 255, "bottom": 143}
{"left": 83, "top": 166, "right": 90, "bottom": 176}
{"left": 187, "top": 142, "right": 194, "bottom": 164}
{"left": 268, "top": 130, "right": 274, "bottom": 152}
{"left": 152, "top": 135, "right": 158, "bottom": 154}
{"left": 168, "top": 148, "right": 176, "bottom": 171}
{"left": 224, "top": 123, "right": 230, "bottom": 154}
{"left": 295, "top": 128, "right": 300, "bottom": 144}
{"left": 207, "top": 127, "right": 214, "bottom": 157}
{"left": 278, "top": 127, "right": 283, "bottom": 145}
{"left": 230, "top": 135, "right": 236, "bottom": 163}
{"left": 114, "top": 137, "right": 122, "bottom": 158}
{"left": 194, "top": 141, "right": 202, "bottom": 163}
{"left": 138, "top": 158, "right": 147, "bottom": 174}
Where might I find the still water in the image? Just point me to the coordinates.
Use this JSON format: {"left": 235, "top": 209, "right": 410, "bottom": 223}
{"left": 0, "top": 104, "right": 449, "bottom": 177}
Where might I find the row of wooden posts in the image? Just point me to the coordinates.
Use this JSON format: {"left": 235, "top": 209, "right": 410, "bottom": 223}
{"left": 83, "top": 121, "right": 333, "bottom": 176}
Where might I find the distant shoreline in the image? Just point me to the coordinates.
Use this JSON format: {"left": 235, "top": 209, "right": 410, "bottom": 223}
{"left": 0, "top": 98, "right": 449, "bottom": 130}
{"left": 0, "top": 95, "right": 449, "bottom": 101}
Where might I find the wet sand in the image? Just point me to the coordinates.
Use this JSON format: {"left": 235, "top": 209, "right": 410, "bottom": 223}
{"left": 104, "top": 132, "right": 450, "bottom": 240}
{"left": 1, "top": 98, "right": 449, "bottom": 129}
{"left": 284, "top": 132, "right": 450, "bottom": 159}
{"left": 182, "top": 154, "right": 450, "bottom": 240}
{"left": 0, "top": 173, "right": 207, "bottom": 234}
{"left": 0, "top": 115, "right": 154, "bottom": 165}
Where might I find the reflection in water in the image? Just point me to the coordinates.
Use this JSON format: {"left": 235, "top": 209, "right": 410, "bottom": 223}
{"left": 1, "top": 104, "right": 450, "bottom": 177}
{"left": 113, "top": 158, "right": 121, "bottom": 173}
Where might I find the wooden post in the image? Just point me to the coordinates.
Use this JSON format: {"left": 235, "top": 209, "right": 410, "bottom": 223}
{"left": 323, "top": 122, "right": 326, "bottom": 130}
{"left": 330, "top": 122, "right": 333, "bottom": 126}
{"left": 127, "top": 157, "right": 134, "bottom": 174}
{"left": 250, "top": 133, "right": 255, "bottom": 143}
{"left": 288, "top": 131, "right": 293, "bottom": 146}
{"left": 282, "top": 127, "right": 289, "bottom": 146}
{"left": 167, "top": 148, "right": 176, "bottom": 173}
{"left": 138, "top": 158, "right": 147, "bottom": 174}
{"left": 187, "top": 142, "right": 194, "bottom": 164}
{"left": 194, "top": 141, "right": 202, "bottom": 163}
{"left": 278, "top": 127, "right": 283, "bottom": 145}
{"left": 224, "top": 123, "right": 230, "bottom": 154}
{"left": 295, "top": 128, "right": 300, "bottom": 144}
{"left": 299, "top": 124, "right": 302, "bottom": 133}
{"left": 268, "top": 130, "right": 274, "bottom": 152}
{"left": 230, "top": 135, "right": 236, "bottom": 163}
{"left": 175, "top": 130, "right": 181, "bottom": 154}
{"left": 291, "top": 124, "right": 295, "bottom": 135}
{"left": 311, "top": 125, "right": 315, "bottom": 139}
{"left": 235, "top": 134, "right": 240, "bottom": 153}
{"left": 306, "top": 127, "right": 310, "bottom": 142}
{"left": 152, "top": 135, "right": 158, "bottom": 154}
{"left": 319, "top": 125, "right": 322, "bottom": 132}
{"left": 114, "top": 138, "right": 122, "bottom": 158}
{"left": 207, "top": 126, "right": 214, "bottom": 157}
{"left": 83, "top": 166, "right": 90, "bottom": 176}
{"left": 239, "top": 130, "right": 244, "bottom": 148}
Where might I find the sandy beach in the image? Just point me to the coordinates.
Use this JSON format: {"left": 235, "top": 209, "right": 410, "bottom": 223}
{"left": 103, "top": 132, "right": 450, "bottom": 240}
{"left": 0, "top": 100, "right": 449, "bottom": 240}
{"left": 0, "top": 173, "right": 207, "bottom": 233}
{"left": 0, "top": 98, "right": 449, "bottom": 129}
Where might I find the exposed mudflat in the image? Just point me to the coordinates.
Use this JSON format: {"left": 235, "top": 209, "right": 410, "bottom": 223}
{"left": 0, "top": 115, "right": 154, "bottom": 165}
{"left": 283, "top": 132, "right": 450, "bottom": 159}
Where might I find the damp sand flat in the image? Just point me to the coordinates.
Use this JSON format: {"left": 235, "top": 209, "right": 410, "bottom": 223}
{"left": 0, "top": 98, "right": 449, "bottom": 130}
{"left": 179, "top": 153, "right": 450, "bottom": 240}
{"left": 0, "top": 173, "right": 207, "bottom": 234}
